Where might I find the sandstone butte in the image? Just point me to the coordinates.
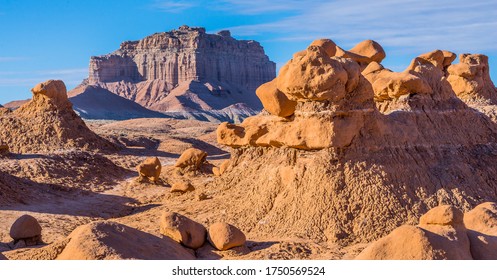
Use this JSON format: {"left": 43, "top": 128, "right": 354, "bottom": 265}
{"left": 3, "top": 36, "right": 497, "bottom": 260}
{"left": 67, "top": 25, "right": 276, "bottom": 122}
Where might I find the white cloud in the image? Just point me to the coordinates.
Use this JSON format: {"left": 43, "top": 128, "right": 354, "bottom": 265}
{"left": 151, "top": 0, "right": 196, "bottom": 13}
{"left": 225, "top": 0, "right": 497, "bottom": 54}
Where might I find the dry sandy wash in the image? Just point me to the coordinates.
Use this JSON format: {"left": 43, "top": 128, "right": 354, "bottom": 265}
{"left": 2, "top": 38, "right": 497, "bottom": 260}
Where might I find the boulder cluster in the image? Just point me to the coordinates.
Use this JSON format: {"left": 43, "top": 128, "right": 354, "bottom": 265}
{"left": 356, "top": 203, "right": 497, "bottom": 260}
{"left": 217, "top": 38, "right": 496, "bottom": 150}
{"left": 159, "top": 212, "right": 246, "bottom": 251}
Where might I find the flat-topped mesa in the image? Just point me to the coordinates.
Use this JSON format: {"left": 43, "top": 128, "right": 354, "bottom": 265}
{"left": 88, "top": 25, "right": 275, "bottom": 92}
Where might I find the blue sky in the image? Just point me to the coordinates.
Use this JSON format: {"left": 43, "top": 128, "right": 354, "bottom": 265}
{"left": 1, "top": 0, "right": 496, "bottom": 105}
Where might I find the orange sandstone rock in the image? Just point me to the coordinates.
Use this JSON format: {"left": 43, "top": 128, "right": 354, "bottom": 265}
{"left": 277, "top": 45, "right": 348, "bottom": 102}
{"left": 174, "top": 148, "right": 207, "bottom": 170}
{"left": 463, "top": 202, "right": 497, "bottom": 259}
{"left": 207, "top": 222, "right": 246, "bottom": 251}
{"left": 9, "top": 215, "right": 42, "bottom": 244}
{"left": 256, "top": 79, "right": 297, "bottom": 117}
{"left": 159, "top": 212, "right": 206, "bottom": 249}
{"left": 171, "top": 181, "right": 194, "bottom": 193}
{"left": 136, "top": 157, "right": 161, "bottom": 183}
{"left": 310, "top": 38, "right": 337, "bottom": 57}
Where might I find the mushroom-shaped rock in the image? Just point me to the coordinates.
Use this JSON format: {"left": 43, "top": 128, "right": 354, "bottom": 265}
{"left": 277, "top": 45, "right": 348, "bottom": 102}
{"left": 9, "top": 215, "right": 42, "bottom": 244}
{"left": 136, "top": 157, "right": 161, "bottom": 183}
{"left": 174, "top": 148, "right": 207, "bottom": 170}
{"left": 159, "top": 212, "right": 206, "bottom": 249}
{"left": 57, "top": 221, "right": 195, "bottom": 260}
{"left": 310, "top": 38, "right": 337, "bottom": 57}
{"left": 347, "top": 39, "right": 386, "bottom": 64}
{"left": 256, "top": 79, "right": 297, "bottom": 117}
{"left": 171, "top": 181, "right": 194, "bottom": 193}
{"left": 463, "top": 202, "right": 497, "bottom": 259}
{"left": 207, "top": 222, "right": 246, "bottom": 251}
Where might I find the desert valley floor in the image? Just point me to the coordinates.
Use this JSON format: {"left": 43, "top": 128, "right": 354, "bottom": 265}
{"left": 0, "top": 118, "right": 367, "bottom": 260}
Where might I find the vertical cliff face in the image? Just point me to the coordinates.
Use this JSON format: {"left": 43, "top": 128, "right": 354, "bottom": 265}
{"left": 80, "top": 26, "right": 276, "bottom": 122}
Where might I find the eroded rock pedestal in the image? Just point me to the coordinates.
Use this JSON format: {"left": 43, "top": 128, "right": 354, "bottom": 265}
{"left": 214, "top": 39, "right": 497, "bottom": 244}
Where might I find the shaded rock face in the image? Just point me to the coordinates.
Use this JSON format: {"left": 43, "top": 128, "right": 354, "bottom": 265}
{"left": 0, "top": 80, "right": 114, "bottom": 153}
{"left": 81, "top": 25, "right": 275, "bottom": 122}
{"left": 213, "top": 38, "right": 497, "bottom": 244}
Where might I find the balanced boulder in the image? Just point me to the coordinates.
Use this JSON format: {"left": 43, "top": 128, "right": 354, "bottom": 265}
{"left": 159, "top": 212, "right": 206, "bottom": 249}
{"left": 207, "top": 222, "right": 246, "bottom": 251}
{"left": 256, "top": 79, "right": 296, "bottom": 117}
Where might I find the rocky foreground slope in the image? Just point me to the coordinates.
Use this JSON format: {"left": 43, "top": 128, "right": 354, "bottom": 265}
{"left": 70, "top": 25, "right": 275, "bottom": 122}
{"left": 215, "top": 39, "right": 497, "bottom": 245}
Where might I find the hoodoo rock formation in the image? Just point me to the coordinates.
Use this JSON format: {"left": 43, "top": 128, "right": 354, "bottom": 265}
{"left": 0, "top": 80, "right": 114, "bottom": 153}
{"left": 214, "top": 38, "right": 497, "bottom": 244}
{"left": 71, "top": 25, "right": 275, "bottom": 122}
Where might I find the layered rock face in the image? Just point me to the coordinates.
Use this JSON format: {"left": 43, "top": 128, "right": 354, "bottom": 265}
{"left": 78, "top": 26, "right": 275, "bottom": 122}
{"left": 214, "top": 39, "right": 497, "bottom": 244}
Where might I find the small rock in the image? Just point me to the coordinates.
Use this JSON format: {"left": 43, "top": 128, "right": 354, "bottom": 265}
{"left": 174, "top": 148, "right": 207, "bottom": 170}
{"left": 160, "top": 212, "right": 206, "bottom": 249}
{"left": 171, "top": 181, "right": 194, "bottom": 193}
{"left": 212, "top": 167, "right": 221, "bottom": 176}
{"left": 136, "top": 157, "right": 161, "bottom": 183}
{"left": 197, "top": 192, "right": 208, "bottom": 201}
{"left": 9, "top": 214, "right": 42, "bottom": 243}
{"left": 207, "top": 222, "right": 246, "bottom": 251}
